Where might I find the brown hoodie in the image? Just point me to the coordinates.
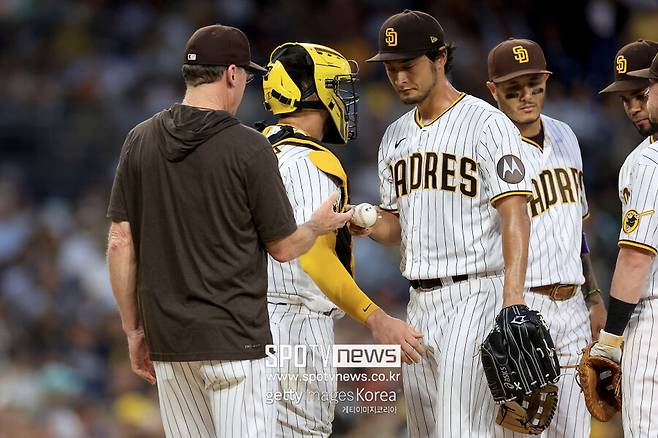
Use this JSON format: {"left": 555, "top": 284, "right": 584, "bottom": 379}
{"left": 107, "top": 104, "right": 296, "bottom": 361}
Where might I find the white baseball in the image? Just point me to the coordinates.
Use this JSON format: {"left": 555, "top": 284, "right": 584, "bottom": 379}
{"left": 351, "top": 203, "right": 378, "bottom": 228}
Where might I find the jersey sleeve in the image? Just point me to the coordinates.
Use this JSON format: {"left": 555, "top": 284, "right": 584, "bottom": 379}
{"left": 476, "top": 113, "right": 538, "bottom": 204}
{"left": 377, "top": 133, "right": 398, "bottom": 212}
{"left": 107, "top": 129, "right": 135, "bottom": 222}
{"left": 244, "top": 145, "right": 297, "bottom": 243}
{"left": 618, "top": 163, "right": 658, "bottom": 255}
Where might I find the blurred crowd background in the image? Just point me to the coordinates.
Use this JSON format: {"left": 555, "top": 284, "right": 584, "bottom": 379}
{"left": 2, "top": 0, "right": 658, "bottom": 436}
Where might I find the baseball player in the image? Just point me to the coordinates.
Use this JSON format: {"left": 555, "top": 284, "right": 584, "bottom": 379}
{"left": 486, "top": 38, "right": 605, "bottom": 438}
{"left": 260, "top": 42, "right": 425, "bottom": 437}
{"left": 362, "top": 10, "right": 544, "bottom": 437}
{"left": 107, "top": 26, "right": 353, "bottom": 438}
{"left": 593, "top": 41, "right": 658, "bottom": 437}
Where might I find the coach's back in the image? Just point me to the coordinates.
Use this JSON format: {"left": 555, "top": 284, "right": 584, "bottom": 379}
{"left": 107, "top": 103, "right": 295, "bottom": 361}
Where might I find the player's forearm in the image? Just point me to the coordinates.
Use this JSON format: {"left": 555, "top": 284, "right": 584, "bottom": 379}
{"left": 609, "top": 247, "right": 654, "bottom": 304}
{"left": 603, "top": 247, "right": 652, "bottom": 336}
{"left": 107, "top": 222, "right": 141, "bottom": 335}
{"left": 580, "top": 251, "right": 602, "bottom": 306}
{"left": 368, "top": 208, "right": 401, "bottom": 245}
{"left": 300, "top": 234, "right": 379, "bottom": 324}
{"left": 267, "top": 223, "right": 319, "bottom": 262}
{"left": 496, "top": 196, "right": 530, "bottom": 307}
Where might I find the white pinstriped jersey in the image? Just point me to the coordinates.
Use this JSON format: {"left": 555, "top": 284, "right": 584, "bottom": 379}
{"left": 618, "top": 135, "right": 658, "bottom": 298}
{"left": 524, "top": 115, "right": 589, "bottom": 288}
{"left": 619, "top": 135, "right": 654, "bottom": 197}
{"left": 266, "top": 125, "right": 343, "bottom": 314}
{"left": 378, "top": 93, "right": 539, "bottom": 280}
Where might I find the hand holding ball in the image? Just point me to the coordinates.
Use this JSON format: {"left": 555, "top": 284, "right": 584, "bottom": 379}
{"left": 350, "top": 203, "right": 378, "bottom": 228}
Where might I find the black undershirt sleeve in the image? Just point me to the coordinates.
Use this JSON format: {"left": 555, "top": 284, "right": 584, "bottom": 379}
{"left": 604, "top": 296, "right": 638, "bottom": 336}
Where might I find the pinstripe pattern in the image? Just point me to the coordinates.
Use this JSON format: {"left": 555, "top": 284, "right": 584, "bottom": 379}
{"left": 525, "top": 115, "right": 588, "bottom": 288}
{"left": 154, "top": 359, "right": 274, "bottom": 437}
{"left": 488, "top": 114, "right": 593, "bottom": 437}
{"left": 377, "top": 94, "right": 538, "bottom": 280}
{"left": 493, "top": 291, "right": 591, "bottom": 438}
{"left": 618, "top": 141, "right": 658, "bottom": 296}
{"left": 619, "top": 152, "right": 658, "bottom": 250}
{"left": 265, "top": 127, "right": 344, "bottom": 436}
{"left": 266, "top": 127, "right": 344, "bottom": 315}
{"left": 622, "top": 298, "right": 658, "bottom": 437}
{"left": 268, "top": 302, "right": 336, "bottom": 437}
{"left": 617, "top": 139, "right": 658, "bottom": 437}
{"left": 403, "top": 275, "right": 504, "bottom": 437}
{"left": 379, "top": 95, "right": 539, "bottom": 437}
{"left": 618, "top": 136, "right": 653, "bottom": 206}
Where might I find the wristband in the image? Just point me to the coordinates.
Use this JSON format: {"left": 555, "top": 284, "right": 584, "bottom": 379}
{"left": 604, "top": 296, "right": 637, "bottom": 336}
{"left": 581, "top": 232, "right": 590, "bottom": 255}
{"left": 583, "top": 288, "right": 601, "bottom": 301}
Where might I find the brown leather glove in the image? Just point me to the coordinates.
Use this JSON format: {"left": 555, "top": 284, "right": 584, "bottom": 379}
{"left": 496, "top": 384, "right": 559, "bottom": 435}
{"left": 576, "top": 330, "right": 623, "bottom": 422}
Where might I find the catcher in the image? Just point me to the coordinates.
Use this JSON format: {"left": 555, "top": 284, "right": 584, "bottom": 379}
{"left": 578, "top": 41, "right": 658, "bottom": 434}
{"left": 260, "top": 41, "right": 425, "bottom": 437}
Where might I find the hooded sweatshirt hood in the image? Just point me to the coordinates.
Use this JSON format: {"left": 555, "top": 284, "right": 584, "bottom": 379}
{"left": 157, "top": 104, "right": 240, "bottom": 162}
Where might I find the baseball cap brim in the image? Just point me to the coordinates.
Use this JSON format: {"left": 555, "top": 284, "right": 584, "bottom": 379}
{"left": 599, "top": 78, "right": 649, "bottom": 94}
{"left": 627, "top": 67, "right": 652, "bottom": 79}
{"left": 247, "top": 61, "right": 267, "bottom": 73}
{"left": 490, "top": 68, "right": 552, "bottom": 84}
{"left": 366, "top": 49, "right": 428, "bottom": 62}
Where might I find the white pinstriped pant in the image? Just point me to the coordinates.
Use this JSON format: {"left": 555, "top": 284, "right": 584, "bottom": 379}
{"left": 268, "top": 302, "right": 336, "bottom": 438}
{"left": 403, "top": 275, "right": 503, "bottom": 438}
{"left": 403, "top": 276, "right": 591, "bottom": 438}
{"left": 153, "top": 358, "right": 274, "bottom": 438}
{"left": 622, "top": 297, "right": 658, "bottom": 438}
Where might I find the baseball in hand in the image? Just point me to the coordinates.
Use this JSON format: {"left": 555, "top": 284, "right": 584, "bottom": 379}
{"left": 351, "top": 203, "right": 378, "bottom": 228}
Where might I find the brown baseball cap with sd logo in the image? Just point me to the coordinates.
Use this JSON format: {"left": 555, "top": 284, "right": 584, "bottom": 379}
{"left": 628, "top": 52, "right": 658, "bottom": 81}
{"left": 183, "top": 24, "right": 266, "bottom": 73}
{"left": 366, "top": 10, "right": 444, "bottom": 62}
{"left": 599, "top": 40, "right": 658, "bottom": 93}
{"left": 487, "top": 38, "right": 552, "bottom": 84}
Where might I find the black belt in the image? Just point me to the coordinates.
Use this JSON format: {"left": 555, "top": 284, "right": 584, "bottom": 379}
{"left": 268, "top": 302, "right": 335, "bottom": 316}
{"left": 410, "top": 274, "right": 470, "bottom": 290}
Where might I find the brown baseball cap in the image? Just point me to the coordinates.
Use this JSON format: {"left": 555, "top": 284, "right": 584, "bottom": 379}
{"left": 366, "top": 10, "right": 444, "bottom": 62}
{"left": 183, "top": 24, "right": 266, "bottom": 73}
{"left": 599, "top": 40, "right": 658, "bottom": 93}
{"left": 628, "top": 52, "right": 658, "bottom": 81}
{"left": 487, "top": 38, "right": 551, "bottom": 84}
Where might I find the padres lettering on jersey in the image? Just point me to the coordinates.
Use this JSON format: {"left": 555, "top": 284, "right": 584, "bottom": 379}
{"left": 378, "top": 93, "right": 538, "bottom": 280}
{"left": 521, "top": 115, "right": 588, "bottom": 288}
{"left": 528, "top": 168, "right": 585, "bottom": 218}
{"left": 618, "top": 137, "right": 658, "bottom": 298}
{"left": 391, "top": 152, "right": 478, "bottom": 198}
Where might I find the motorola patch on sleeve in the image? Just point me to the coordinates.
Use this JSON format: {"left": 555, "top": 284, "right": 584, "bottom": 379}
{"left": 496, "top": 155, "right": 526, "bottom": 183}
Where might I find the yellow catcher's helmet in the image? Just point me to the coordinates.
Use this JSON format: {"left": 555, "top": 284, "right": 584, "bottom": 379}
{"left": 263, "top": 42, "right": 359, "bottom": 144}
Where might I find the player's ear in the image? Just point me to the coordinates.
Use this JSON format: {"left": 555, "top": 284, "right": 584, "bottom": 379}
{"left": 226, "top": 64, "right": 238, "bottom": 87}
{"left": 434, "top": 47, "right": 447, "bottom": 71}
{"left": 486, "top": 81, "right": 498, "bottom": 102}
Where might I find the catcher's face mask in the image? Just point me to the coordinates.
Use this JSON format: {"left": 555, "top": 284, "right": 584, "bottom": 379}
{"left": 262, "top": 42, "right": 359, "bottom": 144}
